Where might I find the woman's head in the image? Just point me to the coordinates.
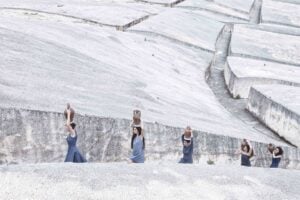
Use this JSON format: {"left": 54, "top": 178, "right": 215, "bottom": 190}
{"left": 70, "top": 122, "right": 76, "bottom": 130}
{"left": 274, "top": 147, "right": 283, "bottom": 156}
{"left": 131, "top": 127, "right": 145, "bottom": 149}
{"left": 241, "top": 139, "right": 250, "bottom": 153}
{"left": 242, "top": 144, "right": 250, "bottom": 152}
{"left": 66, "top": 122, "right": 76, "bottom": 133}
{"left": 133, "top": 127, "right": 142, "bottom": 136}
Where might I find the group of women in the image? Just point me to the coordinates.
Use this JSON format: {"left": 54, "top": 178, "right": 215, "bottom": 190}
{"left": 63, "top": 105, "right": 284, "bottom": 168}
{"left": 236, "top": 139, "right": 283, "bottom": 168}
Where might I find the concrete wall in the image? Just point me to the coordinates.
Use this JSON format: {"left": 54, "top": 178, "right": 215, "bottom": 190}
{"left": 0, "top": 107, "right": 299, "bottom": 168}
{"left": 247, "top": 86, "right": 300, "bottom": 148}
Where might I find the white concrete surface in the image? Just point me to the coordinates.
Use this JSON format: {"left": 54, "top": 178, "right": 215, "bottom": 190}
{"left": 224, "top": 56, "right": 300, "bottom": 98}
{"left": 262, "top": 0, "right": 300, "bottom": 28}
{"left": 0, "top": 9, "right": 273, "bottom": 141}
{"left": 0, "top": 0, "right": 165, "bottom": 27}
{"left": 177, "top": 0, "right": 249, "bottom": 21}
{"left": 129, "top": 8, "right": 224, "bottom": 51}
{"left": 230, "top": 24, "right": 300, "bottom": 66}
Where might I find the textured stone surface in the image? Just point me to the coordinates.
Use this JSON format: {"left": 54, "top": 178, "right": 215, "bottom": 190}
{"left": 130, "top": 8, "right": 224, "bottom": 51}
{"left": 247, "top": 85, "right": 300, "bottom": 147}
{"left": 0, "top": 163, "right": 300, "bottom": 200}
{"left": 224, "top": 56, "right": 300, "bottom": 98}
{"left": 0, "top": 108, "right": 299, "bottom": 169}
{"left": 213, "top": 0, "right": 255, "bottom": 13}
{"left": 230, "top": 24, "right": 300, "bottom": 66}
{"left": 0, "top": 0, "right": 165, "bottom": 28}
{"left": 177, "top": 0, "right": 250, "bottom": 22}
{"left": 261, "top": 0, "right": 300, "bottom": 28}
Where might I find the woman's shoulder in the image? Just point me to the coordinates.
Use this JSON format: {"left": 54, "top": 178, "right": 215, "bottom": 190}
{"left": 70, "top": 130, "right": 77, "bottom": 138}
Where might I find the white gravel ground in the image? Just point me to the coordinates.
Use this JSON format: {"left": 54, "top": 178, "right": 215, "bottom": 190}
{"left": 0, "top": 163, "right": 299, "bottom": 200}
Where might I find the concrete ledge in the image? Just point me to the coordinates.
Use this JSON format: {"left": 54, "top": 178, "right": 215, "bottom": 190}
{"left": 247, "top": 85, "right": 300, "bottom": 147}
{"left": 224, "top": 56, "right": 300, "bottom": 98}
{"left": 0, "top": 107, "right": 299, "bottom": 168}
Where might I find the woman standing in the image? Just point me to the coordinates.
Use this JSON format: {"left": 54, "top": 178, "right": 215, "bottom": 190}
{"left": 130, "top": 127, "right": 145, "bottom": 163}
{"left": 64, "top": 109, "right": 87, "bottom": 163}
{"left": 179, "top": 126, "right": 193, "bottom": 164}
{"left": 239, "top": 139, "right": 253, "bottom": 167}
{"left": 270, "top": 146, "right": 283, "bottom": 168}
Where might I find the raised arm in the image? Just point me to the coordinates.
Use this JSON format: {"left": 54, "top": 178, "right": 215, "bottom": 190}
{"left": 241, "top": 147, "right": 253, "bottom": 157}
{"left": 273, "top": 152, "right": 282, "bottom": 158}
{"left": 66, "top": 109, "right": 75, "bottom": 135}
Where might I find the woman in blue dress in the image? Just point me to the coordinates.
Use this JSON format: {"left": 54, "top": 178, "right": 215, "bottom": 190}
{"left": 130, "top": 126, "right": 145, "bottom": 163}
{"left": 179, "top": 126, "right": 193, "bottom": 164}
{"left": 270, "top": 146, "right": 283, "bottom": 168}
{"left": 239, "top": 139, "right": 253, "bottom": 167}
{"left": 64, "top": 109, "right": 87, "bottom": 163}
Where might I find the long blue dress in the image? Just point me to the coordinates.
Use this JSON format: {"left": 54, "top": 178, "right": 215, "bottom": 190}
{"left": 65, "top": 133, "right": 87, "bottom": 163}
{"left": 179, "top": 135, "right": 193, "bottom": 164}
{"left": 241, "top": 154, "right": 251, "bottom": 167}
{"left": 270, "top": 157, "right": 281, "bottom": 168}
{"left": 130, "top": 136, "right": 144, "bottom": 163}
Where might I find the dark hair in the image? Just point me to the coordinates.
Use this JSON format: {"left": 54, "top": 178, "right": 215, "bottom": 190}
{"left": 70, "top": 122, "right": 76, "bottom": 129}
{"left": 241, "top": 144, "right": 250, "bottom": 153}
{"left": 241, "top": 143, "right": 254, "bottom": 158}
{"left": 275, "top": 147, "right": 284, "bottom": 156}
{"left": 131, "top": 127, "right": 145, "bottom": 150}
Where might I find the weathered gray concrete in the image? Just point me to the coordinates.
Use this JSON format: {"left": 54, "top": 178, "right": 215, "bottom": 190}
{"left": 261, "top": 0, "right": 300, "bottom": 28}
{"left": 129, "top": 8, "right": 224, "bottom": 51}
{"left": 230, "top": 24, "right": 300, "bottom": 66}
{"left": 0, "top": 0, "right": 166, "bottom": 29}
{"left": 176, "top": 0, "right": 250, "bottom": 22}
{"left": 224, "top": 56, "right": 300, "bottom": 98}
{"left": 247, "top": 85, "right": 300, "bottom": 147}
{"left": 0, "top": 163, "right": 300, "bottom": 200}
{"left": 0, "top": 107, "right": 299, "bottom": 169}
